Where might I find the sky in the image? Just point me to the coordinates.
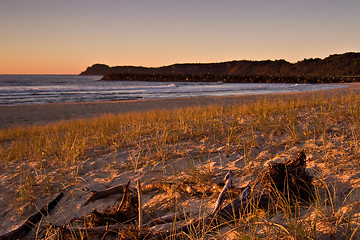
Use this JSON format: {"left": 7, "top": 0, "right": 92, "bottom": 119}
{"left": 0, "top": 0, "right": 360, "bottom": 74}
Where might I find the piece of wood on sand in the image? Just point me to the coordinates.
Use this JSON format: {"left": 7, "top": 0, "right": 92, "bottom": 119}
{"left": 116, "top": 180, "right": 131, "bottom": 211}
{"left": 55, "top": 223, "right": 133, "bottom": 239}
{"left": 56, "top": 211, "right": 188, "bottom": 239}
{"left": 51, "top": 151, "right": 313, "bottom": 240}
{"left": 83, "top": 182, "right": 134, "bottom": 206}
{"left": 211, "top": 170, "right": 233, "bottom": 214}
{"left": 0, "top": 192, "right": 64, "bottom": 240}
{"left": 137, "top": 180, "right": 144, "bottom": 236}
{"left": 153, "top": 151, "right": 313, "bottom": 239}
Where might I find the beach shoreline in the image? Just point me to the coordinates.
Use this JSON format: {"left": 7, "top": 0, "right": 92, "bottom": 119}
{"left": 0, "top": 83, "right": 358, "bottom": 129}
{"left": 1, "top": 82, "right": 360, "bottom": 238}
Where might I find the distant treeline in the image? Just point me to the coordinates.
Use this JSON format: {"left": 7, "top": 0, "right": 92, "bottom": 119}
{"left": 101, "top": 72, "right": 360, "bottom": 84}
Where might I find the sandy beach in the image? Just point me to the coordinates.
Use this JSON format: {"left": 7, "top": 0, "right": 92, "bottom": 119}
{"left": 0, "top": 95, "right": 262, "bottom": 128}
{"left": 0, "top": 83, "right": 356, "bottom": 129}
{"left": 1, "top": 83, "right": 360, "bottom": 239}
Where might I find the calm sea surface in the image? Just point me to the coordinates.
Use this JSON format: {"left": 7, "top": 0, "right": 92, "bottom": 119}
{"left": 0, "top": 75, "right": 346, "bottom": 105}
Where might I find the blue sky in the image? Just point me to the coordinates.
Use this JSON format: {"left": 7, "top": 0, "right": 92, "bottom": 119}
{"left": 1, "top": 0, "right": 359, "bottom": 73}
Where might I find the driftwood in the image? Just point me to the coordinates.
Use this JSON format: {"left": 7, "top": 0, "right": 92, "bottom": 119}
{"left": 144, "top": 212, "right": 188, "bottom": 228}
{"left": 116, "top": 180, "right": 131, "bottom": 211}
{"left": 55, "top": 184, "right": 140, "bottom": 239}
{"left": 211, "top": 170, "right": 233, "bottom": 214}
{"left": 149, "top": 188, "right": 254, "bottom": 239}
{"left": 0, "top": 192, "right": 64, "bottom": 240}
{"left": 257, "top": 150, "right": 314, "bottom": 203}
{"left": 153, "top": 151, "right": 313, "bottom": 239}
{"left": 79, "top": 200, "right": 138, "bottom": 228}
{"left": 83, "top": 183, "right": 135, "bottom": 206}
{"left": 137, "top": 180, "right": 143, "bottom": 234}
{"left": 57, "top": 212, "right": 188, "bottom": 239}
{"left": 53, "top": 151, "right": 313, "bottom": 239}
{"left": 56, "top": 223, "right": 132, "bottom": 238}
{"left": 152, "top": 186, "right": 269, "bottom": 240}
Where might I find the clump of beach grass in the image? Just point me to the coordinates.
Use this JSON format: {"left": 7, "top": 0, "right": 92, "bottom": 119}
{"left": 1, "top": 88, "right": 360, "bottom": 238}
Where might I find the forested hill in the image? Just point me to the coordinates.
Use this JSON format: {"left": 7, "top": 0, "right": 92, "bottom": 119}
{"left": 80, "top": 52, "right": 360, "bottom": 77}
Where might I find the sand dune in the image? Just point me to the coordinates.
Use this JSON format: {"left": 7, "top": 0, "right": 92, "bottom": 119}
{"left": 1, "top": 83, "right": 360, "bottom": 239}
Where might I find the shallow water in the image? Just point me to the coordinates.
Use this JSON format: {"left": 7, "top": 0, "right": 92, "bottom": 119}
{"left": 0, "top": 75, "right": 346, "bottom": 105}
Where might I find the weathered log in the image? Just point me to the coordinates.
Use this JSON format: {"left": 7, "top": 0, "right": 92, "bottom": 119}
{"left": 259, "top": 150, "right": 314, "bottom": 203}
{"left": 211, "top": 170, "right": 233, "bottom": 214}
{"left": 144, "top": 212, "right": 188, "bottom": 228}
{"left": 83, "top": 184, "right": 134, "bottom": 206}
{"left": 55, "top": 151, "right": 312, "bottom": 239}
{"left": 152, "top": 186, "right": 260, "bottom": 239}
{"left": 217, "top": 191, "right": 269, "bottom": 221}
{"left": 137, "top": 180, "right": 143, "bottom": 234}
{"left": 116, "top": 180, "right": 131, "bottom": 211}
{"left": 56, "top": 223, "right": 133, "bottom": 239}
{"left": 0, "top": 192, "right": 64, "bottom": 240}
{"left": 58, "top": 212, "right": 188, "bottom": 238}
{"left": 153, "top": 151, "right": 312, "bottom": 239}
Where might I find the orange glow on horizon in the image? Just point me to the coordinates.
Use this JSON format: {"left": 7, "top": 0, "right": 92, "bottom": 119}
{"left": 0, "top": 66, "right": 82, "bottom": 75}
{"left": 1, "top": 1, "right": 360, "bottom": 75}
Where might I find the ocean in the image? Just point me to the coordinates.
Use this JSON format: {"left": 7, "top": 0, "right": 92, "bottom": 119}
{"left": 0, "top": 75, "right": 346, "bottom": 105}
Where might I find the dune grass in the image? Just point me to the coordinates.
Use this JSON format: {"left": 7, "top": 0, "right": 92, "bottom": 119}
{"left": 1, "top": 89, "right": 360, "bottom": 238}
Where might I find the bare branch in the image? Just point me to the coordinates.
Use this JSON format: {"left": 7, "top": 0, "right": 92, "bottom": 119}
{"left": 83, "top": 184, "right": 134, "bottom": 206}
